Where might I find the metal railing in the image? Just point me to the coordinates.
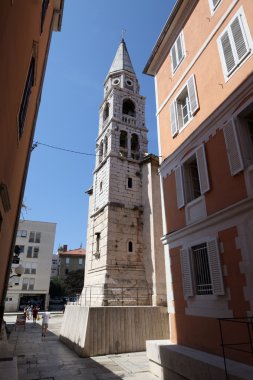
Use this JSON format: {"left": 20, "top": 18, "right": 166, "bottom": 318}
{"left": 67, "top": 285, "right": 152, "bottom": 307}
{"left": 218, "top": 316, "right": 253, "bottom": 379}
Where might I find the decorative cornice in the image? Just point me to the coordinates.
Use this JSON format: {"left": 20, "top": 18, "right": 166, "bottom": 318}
{"left": 161, "top": 196, "right": 253, "bottom": 246}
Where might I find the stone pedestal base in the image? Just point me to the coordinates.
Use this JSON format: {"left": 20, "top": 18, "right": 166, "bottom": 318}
{"left": 59, "top": 305, "right": 169, "bottom": 357}
{"left": 146, "top": 340, "right": 253, "bottom": 380}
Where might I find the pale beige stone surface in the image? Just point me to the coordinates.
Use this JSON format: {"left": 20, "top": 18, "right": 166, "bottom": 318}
{"left": 60, "top": 305, "right": 169, "bottom": 357}
{"left": 2, "top": 314, "right": 158, "bottom": 380}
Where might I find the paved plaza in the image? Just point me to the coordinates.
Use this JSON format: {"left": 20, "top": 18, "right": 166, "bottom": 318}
{"left": 1, "top": 313, "right": 158, "bottom": 380}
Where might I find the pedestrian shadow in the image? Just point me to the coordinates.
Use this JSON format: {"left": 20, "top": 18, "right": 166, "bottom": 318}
{"left": 5, "top": 320, "right": 129, "bottom": 379}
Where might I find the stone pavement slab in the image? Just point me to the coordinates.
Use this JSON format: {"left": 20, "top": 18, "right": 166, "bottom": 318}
{"left": 2, "top": 313, "right": 158, "bottom": 380}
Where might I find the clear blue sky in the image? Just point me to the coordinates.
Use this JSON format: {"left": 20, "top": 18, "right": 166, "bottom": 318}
{"left": 23, "top": 0, "right": 176, "bottom": 252}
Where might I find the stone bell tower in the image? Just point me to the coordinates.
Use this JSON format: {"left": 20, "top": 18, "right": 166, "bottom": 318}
{"left": 60, "top": 39, "right": 169, "bottom": 357}
{"left": 82, "top": 38, "right": 153, "bottom": 306}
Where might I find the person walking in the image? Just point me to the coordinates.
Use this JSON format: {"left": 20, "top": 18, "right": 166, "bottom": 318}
{"left": 27, "top": 305, "right": 32, "bottom": 320}
{"left": 41, "top": 309, "right": 51, "bottom": 337}
{"left": 32, "top": 306, "right": 39, "bottom": 323}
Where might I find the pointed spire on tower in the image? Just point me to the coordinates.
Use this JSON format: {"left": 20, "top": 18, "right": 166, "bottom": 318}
{"left": 107, "top": 38, "right": 136, "bottom": 77}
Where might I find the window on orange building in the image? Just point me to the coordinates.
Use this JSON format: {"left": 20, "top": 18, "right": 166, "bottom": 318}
{"left": 170, "top": 75, "right": 199, "bottom": 137}
{"left": 180, "top": 239, "right": 224, "bottom": 297}
{"left": 208, "top": 0, "right": 222, "bottom": 14}
{"left": 18, "top": 57, "right": 35, "bottom": 138}
{"left": 224, "top": 106, "right": 253, "bottom": 176}
{"left": 41, "top": 0, "right": 49, "bottom": 34}
{"left": 175, "top": 145, "right": 210, "bottom": 208}
{"left": 170, "top": 31, "right": 185, "bottom": 73}
{"left": 217, "top": 7, "right": 252, "bottom": 79}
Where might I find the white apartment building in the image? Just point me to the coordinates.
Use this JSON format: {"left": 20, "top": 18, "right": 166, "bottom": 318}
{"left": 5, "top": 220, "right": 56, "bottom": 312}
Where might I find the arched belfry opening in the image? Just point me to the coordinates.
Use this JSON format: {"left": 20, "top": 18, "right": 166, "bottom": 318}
{"left": 119, "top": 130, "right": 128, "bottom": 157}
{"left": 122, "top": 99, "right": 135, "bottom": 117}
{"left": 131, "top": 133, "right": 139, "bottom": 160}
{"left": 103, "top": 102, "right": 109, "bottom": 121}
{"left": 104, "top": 135, "right": 108, "bottom": 156}
{"left": 99, "top": 141, "right": 103, "bottom": 163}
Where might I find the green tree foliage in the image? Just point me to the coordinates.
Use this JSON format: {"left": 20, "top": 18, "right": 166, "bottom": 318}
{"left": 64, "top": 269, "right": 84, "bottom": 296}
{"left": 49, "top": 278, "right": 65, "bottom": 298}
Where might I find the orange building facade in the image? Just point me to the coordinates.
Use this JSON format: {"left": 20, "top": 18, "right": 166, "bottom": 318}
{"left": 0, "top": 0, "right": 64, "bottom": 330}
{"left": 145, "top": 0, "right": 253, "bottom": 365}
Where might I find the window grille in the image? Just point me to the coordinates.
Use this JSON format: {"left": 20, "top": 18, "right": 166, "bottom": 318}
{"left": 191, "top": 243, "right": 213, "bottom": 295}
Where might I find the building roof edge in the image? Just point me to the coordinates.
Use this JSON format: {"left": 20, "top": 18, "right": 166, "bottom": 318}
{"left": 143, "top": 0, "right": 184, "bottom": 76}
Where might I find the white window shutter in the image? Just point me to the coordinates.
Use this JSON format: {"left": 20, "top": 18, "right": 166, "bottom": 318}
{"left": 213, "top": 0, "right": 220, "bottom": 7}
{"left": 170, "top": 101, "right": 178, "bottom": 137}
{"left": 196, "top": 145, "right": 210, "bottom": 194}
{"left": 171, "top": 45, "right": 177, "bottom": 72}
{"left": 231, "top": 16, "right": 248, "bottom": 62}
{"left": 180, "top": 248, "right": 194, "bottom": 297}
{"left": 187, "top": 75, "right": 199, "bottom": 115}
{"left": 175, "top": 166, "right": 185, "bottom": 209}
{"left": 207, "top": 239, "right": 225, "bottom": 296}
{"left": 209, "top": 0, "right": 221, "bottom": 11}
{"left": 223, "top": 119, "right": 244, "bottom": 175}
{"left": 220, "top": 30, "right": 236, "bottom": 75}
{"left": 177, "top": 34, "right": 183, "bottom": 63}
